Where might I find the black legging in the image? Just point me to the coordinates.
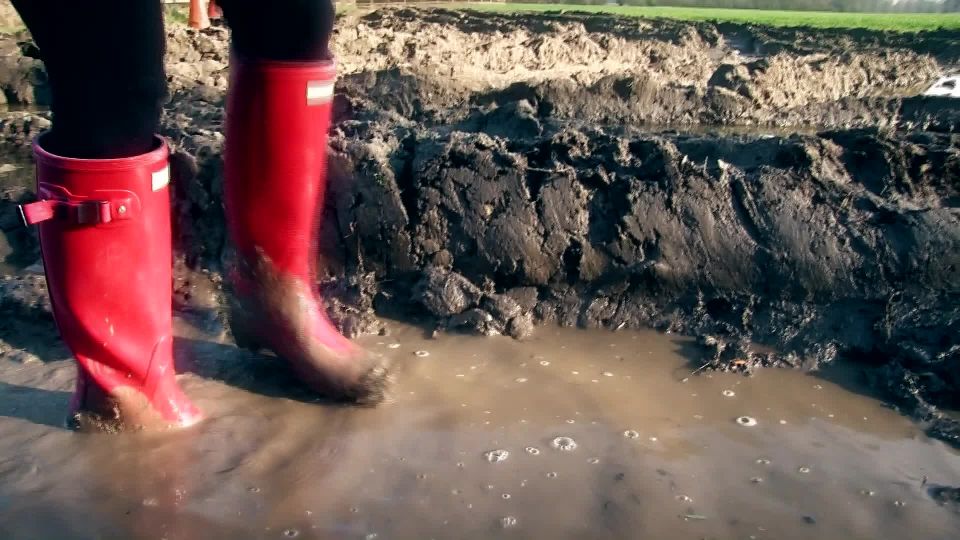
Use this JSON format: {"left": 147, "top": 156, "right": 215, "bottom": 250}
{"left": 11, "top": 0, "right": 335, "bottom": 159}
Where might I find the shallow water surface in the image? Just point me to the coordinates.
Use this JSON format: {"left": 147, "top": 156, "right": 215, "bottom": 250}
{"left": 0, "top": 320, "right": 957, "bottom": 539}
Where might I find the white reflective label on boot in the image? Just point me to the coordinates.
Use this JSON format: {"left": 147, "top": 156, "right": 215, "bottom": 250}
{"left": 152, "top": 166, "right": 170, "bottom": 192}
{"left": 307, "top": 81, "right": 334, "bottom": 105}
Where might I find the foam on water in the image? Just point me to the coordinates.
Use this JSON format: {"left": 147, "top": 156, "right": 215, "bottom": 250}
{"left": 550, "top": 437, "right": 577, "bottom": 451}
{"left": 484, "top": 449, "right": 510, "bottom": 463}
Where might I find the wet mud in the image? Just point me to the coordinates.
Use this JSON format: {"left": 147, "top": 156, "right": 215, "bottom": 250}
{"left": 0, "top": 2, "right": 958, "bottom": 514}
{"left": 1, "top": 319, "right": 959, "bottom": 539}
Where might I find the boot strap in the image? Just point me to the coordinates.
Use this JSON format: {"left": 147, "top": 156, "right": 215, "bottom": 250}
{"left": 19, "top": 184, "right": 139, "bottom": 227}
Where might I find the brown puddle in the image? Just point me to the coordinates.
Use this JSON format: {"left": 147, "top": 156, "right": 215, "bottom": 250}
{"left": 0, "top": 319, "right": 958, "bottom": 539}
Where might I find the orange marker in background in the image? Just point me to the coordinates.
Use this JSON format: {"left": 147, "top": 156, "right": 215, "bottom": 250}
{"left": 208, "top": 0, "right": 223, "bottom": 21}
{"left": 189, "top": 0, "right": 211, "bottom": 29}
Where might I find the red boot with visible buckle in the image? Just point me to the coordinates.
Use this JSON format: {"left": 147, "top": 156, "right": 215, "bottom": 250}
{"left": 224, "top": 55, "right": 389, "bottom": 405}
{"left": 20, "top": 135, "right": 203, "bottom": 431}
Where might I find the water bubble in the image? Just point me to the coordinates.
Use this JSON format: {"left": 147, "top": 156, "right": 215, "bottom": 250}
{"left": 501, "top": 516, "right": 518, "bottom": 528}
{"left": 247, "top": 487, "right": 261, "bottom": 493}
{"left": 525, "top": 447, "right": 540, "bottom": 455}
{"left": 540, "top": 360, "right": 551, "bottom": 366}
{"left": 571, "top": 370, "right": 580, "bottom": 375}
{"left": 750, "top": 477, "right": 764, "bottom": 484}
{"left": 676, "top": 495, "right": 693, "bottom": 502}
{"left": 859, "top": 489, "right": 876, "bottom": 497}
{"left": 623, "top": 430, "right": 640, "bottom": 439}
{"left": 387, "top": 343, "right": 400, "bottom": 349}
{"left": 546, "top": 472, "right": 558, "bottom": 478}
{"left": 414, "top": 350, "right": 430, "bottom": 357}
{"left": 779, "top": 419, "right": 788, "bottom": 425}
{"left": 566, "top": 419, "right": 575, "bottom": 424}
{"left": 755, "top": 458, "right": 771, "bottom": 465}
{"left": 649, "top": 437, "right": 658, "bottom": 442}
{"left": 602, "top": 371, "right": 614, "bottom": 377}
{"left": 502, "top": 493, "right": 511, "bottom": 500}
{"left": 587, "top": 457, "right": 600, "bottom": 464}
{"left": 451, "top": 489, "right": 461, "bottom": 495}
{"left": 893, "top": 500, "right": 906, "bottom": 507}
{"left": 350, "top": 507, "right": 359, "bottom": 513}
{"left": 722, "top": 390, "right": 736, "bottom": 397}
{"left": 417, "top": 473, "right": 427, "bottom": 480}
{"left": 515, "top": 377, "right": 528, "bottom": 383}
{"left": 457, "top": 462, "right": 465, "bottom": 468}
{"left": 813, "top": 384, "right": 823, "bottom": 390}
{"left": 798, "top": 466, "right": 811, "bottom": 474}
{"left": 484, "top": 449, "right": 510, "bottom": 463}
{"left": 283, "top": 529, "right": 300, "bottom": 538}
{"left": 365, "top": 534, "right": 379, "bottom": 540}
{"left": 736, "top": 416, "right": 758, "bottom": 427}
{"left": 551, "top": 436, "right": 577, "bottom": 451}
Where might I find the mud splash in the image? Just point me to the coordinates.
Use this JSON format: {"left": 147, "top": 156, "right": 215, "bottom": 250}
{"left": 1, "top": 319, "right": 958, "bottom": 539}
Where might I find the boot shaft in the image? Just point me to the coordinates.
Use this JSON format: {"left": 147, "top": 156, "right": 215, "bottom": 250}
{"left": 21, "top": 135, "right": 200, "bottom": 427}
{"left": 224, "top": 56, "right": 336, "bottom": 281}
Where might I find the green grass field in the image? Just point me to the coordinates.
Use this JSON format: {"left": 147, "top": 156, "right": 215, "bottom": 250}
{"left": 156, "top": 2, "right": 960, "bottom": 34}
{"left": 450, "top": 3, "right": 960, "bottom": 32}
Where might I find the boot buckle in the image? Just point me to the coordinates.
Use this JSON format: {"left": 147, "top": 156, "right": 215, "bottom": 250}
{"left": 74, "top": 200, "right": 113, "bottom": 225}
{"left": 19, "top": 184, "right": 139, "bottom": 227}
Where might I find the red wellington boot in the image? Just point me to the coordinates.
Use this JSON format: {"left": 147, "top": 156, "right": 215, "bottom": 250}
{"left": 20, "top": 135, "right": 203, "bottom": 431}
{"left": 224, "top": 55, "right": 389, "bottom": 405}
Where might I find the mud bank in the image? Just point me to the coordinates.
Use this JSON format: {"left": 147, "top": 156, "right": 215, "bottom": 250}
{"left": 328, "top": 8, "right": 960, "bottom": 132}
{"left": 0, "top": 8, "right": 959, "bottom": 447}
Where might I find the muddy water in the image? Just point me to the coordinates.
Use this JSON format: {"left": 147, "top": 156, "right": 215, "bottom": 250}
{"left": 0, "top": 319, "right": 958, "bottom": 540}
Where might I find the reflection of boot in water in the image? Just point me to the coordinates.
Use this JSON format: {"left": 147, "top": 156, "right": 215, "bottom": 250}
{"left": 20, "top": 136, "right": 204, "bottom": 431}
{"left": 224, "top": 56, "right": 390, "bottom": 405}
